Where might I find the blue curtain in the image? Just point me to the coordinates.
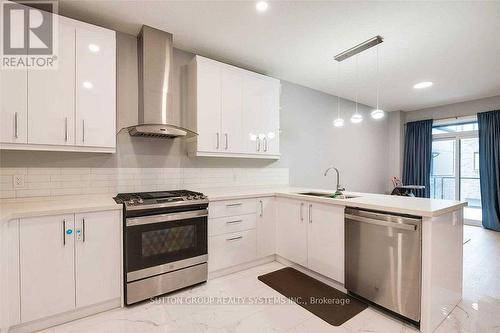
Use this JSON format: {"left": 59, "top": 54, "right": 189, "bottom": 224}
{"left": 478, "top": 110, "right": 500, "bottom": 231}
{"left": 402, "top": 119, "right": 433, "bottom": 198}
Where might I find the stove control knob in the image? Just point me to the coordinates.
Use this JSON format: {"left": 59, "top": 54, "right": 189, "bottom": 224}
{"left": 187, "top": 196, "right": 193, "bottom": 200}
{"left": 138, "top": 198, "right": 144, "bottom": 204}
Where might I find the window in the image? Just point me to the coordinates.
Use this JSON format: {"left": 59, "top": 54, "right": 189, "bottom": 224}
{"left": 430, "top": 117, "right": 482, "bottom": 225}
{"left": 474, "top": 152, "right": 479, "bottom": 171}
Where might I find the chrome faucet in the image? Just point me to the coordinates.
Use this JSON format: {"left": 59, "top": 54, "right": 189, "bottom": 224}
{"left": 324, "top": 166, "right": 345, "bottom": 197}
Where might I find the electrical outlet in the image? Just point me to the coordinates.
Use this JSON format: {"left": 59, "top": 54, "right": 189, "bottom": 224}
{"left": 13, "top": 175, "right": 25, "bottom": 189}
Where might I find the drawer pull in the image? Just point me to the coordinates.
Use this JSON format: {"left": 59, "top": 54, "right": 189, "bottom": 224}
{"left": 226, "top": 203, "right": 243, "bottom": 207}
{"left": 226, "top": 236, "right": 243, "bottom": 241}
{"left": 226, "top": 220, "right": 243, "bottom": 224}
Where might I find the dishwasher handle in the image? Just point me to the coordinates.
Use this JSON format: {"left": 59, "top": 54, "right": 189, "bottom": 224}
{"left": 345, "top": 213, "right": 417, "bottom": 231}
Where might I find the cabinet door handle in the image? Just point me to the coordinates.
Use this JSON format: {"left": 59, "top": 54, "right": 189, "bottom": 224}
{"left": 300, "top": 203, "right": 304, "bottom": 222}
{"left": 226, "top": 202, "right": 242, "bottom": 207}
{"left": 64, "top": 117, "right": 68, "bottom": 142}
{"left": 309, "top": 204, "right": 312, "bottom": 223}
{"left": 62, "top": 219, "right": 66, "bottom": 246}
{"left": 82, "top": 119, "right": 85, "bottom": 142}
{"left": 226, "top": 236, "right": 243, "bottom": 241}
{"left": 259, "top": 200, "right": 263, "bottom": 217}
{"left": 14, "top": 112, "right": 18, "bottom": 139}
{"left": 264, "top": 137, "right": 268, "bottom": 152}
{"left": 216, "top": 132, "right": 220, "bottom": 149}
{"left": 225, "top": 133, "right": 228, "bottom": 150}
{"left": 82, "top": 218, "right": 86, "bottom": 242}
{"left": 226, "top": 219, "right": 243, "bottom": 225}
{"left": 257, "top": 138, "right": 261, "bottom": 152}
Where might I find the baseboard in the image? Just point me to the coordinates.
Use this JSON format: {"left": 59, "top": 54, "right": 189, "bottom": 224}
{"left": 208, "top": 255, "right": 276, "bottom": 279}
{"left": 9, "top": 298, "right": 121, "bottom": 333}
{"left": 275, "top": 255, "right": 346, "bottom": 293}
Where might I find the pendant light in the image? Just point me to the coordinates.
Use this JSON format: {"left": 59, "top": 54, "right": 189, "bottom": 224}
{"left": 351, "top": 55, "right": 363, "bottom": 124}
{"left": 333, "top": 62, "right": 344, "bottom": 127}
{"left": 371, "top": 43, "right": 385, "bottom": 120}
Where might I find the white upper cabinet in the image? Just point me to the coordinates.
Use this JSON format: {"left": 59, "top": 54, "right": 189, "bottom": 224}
{"left": 221, "top": 67, "right": 244, "bottom": 153}
{"left": 75, "top": 24, "right": 116, "bottom": 149}
{"left": 0, "top": 69, "right": 28, "bottom": 144}
{"left": 28, "top": 18, "right": 75, "bottom": 146}
{"left": 0, "top": 14, "right": 116, "bottom": 153}
{"left": 196, "top": 58, "right": 222, "bottom": 152}
{"left": 188, "top": 55, "right": 280, "bottom": 159}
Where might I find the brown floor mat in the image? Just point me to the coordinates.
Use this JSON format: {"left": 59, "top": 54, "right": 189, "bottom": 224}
{"left": 258, "top": 267, "right": 367, "bottom": 326}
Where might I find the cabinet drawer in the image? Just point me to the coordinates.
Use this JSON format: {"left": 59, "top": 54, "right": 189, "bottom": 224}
{"left": 209, "top": 198, "right": 257, "bottom": 218}
{"left": 208, "top": 229, "right": 257, "bottom": 272}
{"left": 209, "top": 214, "right": 257, "bottom": 236}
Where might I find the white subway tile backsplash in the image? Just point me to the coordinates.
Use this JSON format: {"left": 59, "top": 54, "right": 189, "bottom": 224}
{"left": 0, "top": 167, "right": 289, "bottom": 199}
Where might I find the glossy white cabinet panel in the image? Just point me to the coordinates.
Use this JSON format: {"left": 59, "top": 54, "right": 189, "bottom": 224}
{"left": 209, "top": 198, "right": 257, "bottom": 218}
{"left": 0, "top": 68, "right": 27, "bottom": 144}
{"left": 28, "top": 19, "right": 75, "bottom": 146}
{"left": 257, "top": 197, "right": 276, "bottom": 258}
{"left": 188, "top": 55, "right": 280, "bottom": 159}
{"left": 19, "top": 214, "right": 75, "bottom": 323}
{"left": 75, "top": 210, "right": 121, "bottom": 308}
{"left": 209, "top": 213, "right": 257, "bottom": 237}
{"left": 221, "top": 67, "right": 243, "bottom": 153}
{"left": 275, "top": 198, "right": 308, "bottom": 267}
{"left": 208, "top": 229, "right": 257, "bottom": 272}
{"left": 307, "top": 202, "right": 344, "bottom": 282}
{"left": 196, "top": 58, "right": 222, "bottom": 152}
{"left": 75, "top": 26, "right": 116, "bottom": 148}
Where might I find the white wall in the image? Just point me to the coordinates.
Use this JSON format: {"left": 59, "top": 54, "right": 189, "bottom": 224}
{"left": 278, "top": 81, "right": 390, "bottom": 193}
{"left": 404, "top": 95, "right": 500, "bottom": 123}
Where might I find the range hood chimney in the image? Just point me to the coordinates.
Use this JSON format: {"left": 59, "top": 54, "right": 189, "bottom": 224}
{"left": 128, "top": 25, "right": 196, "bottom": 138}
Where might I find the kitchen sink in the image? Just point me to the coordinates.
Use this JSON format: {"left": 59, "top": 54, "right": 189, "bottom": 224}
{"left": 297, "top": 192, "right": 358, "bottom": 199}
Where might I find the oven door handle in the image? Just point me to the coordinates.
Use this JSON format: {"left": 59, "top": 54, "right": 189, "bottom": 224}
{"left": 126, "top": 209, "right": 208, "bottom": 227}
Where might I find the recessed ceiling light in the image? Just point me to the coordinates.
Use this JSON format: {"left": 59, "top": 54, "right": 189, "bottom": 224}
{"left": 413, "top": 81, "right": 433, "bottom": 89}
{"left": 256, "top": 1, "right": 268, "bottom": 12}
{"left": 371, "top": 109, "right": 385, "bottom": 120}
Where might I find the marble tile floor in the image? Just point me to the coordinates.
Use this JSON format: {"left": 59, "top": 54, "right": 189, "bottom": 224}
{"left": 41, "top": 226, "right": 500, "bottom": 333}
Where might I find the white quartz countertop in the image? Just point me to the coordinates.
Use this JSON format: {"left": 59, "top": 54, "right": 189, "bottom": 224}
{"left": 203, "top": 186, "right": 467, "bottom": 218}
{"left": 0, "top": 195, "right": 121, "bottom": 223}
{"left": 0, "top": 186, "right": 467, "bottom": 223}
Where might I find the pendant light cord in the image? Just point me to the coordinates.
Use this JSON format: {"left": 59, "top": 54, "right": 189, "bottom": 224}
{"left": 376, "top": 43, "right": 380, "bottom": 110}
{"left": 337, "top": 62, "right": 341, "bottom": 118}
{"left": 355, "top": 55, "right": 358, "bottom": 115}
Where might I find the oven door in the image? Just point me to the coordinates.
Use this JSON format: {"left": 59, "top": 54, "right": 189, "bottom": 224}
{"left": 125, "top": 209, "right": 208, "bottom": 281}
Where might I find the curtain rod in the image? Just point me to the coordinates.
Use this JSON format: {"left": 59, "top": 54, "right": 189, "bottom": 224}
{"left": 403, "top": 114, "right": 477, "bottom": 125}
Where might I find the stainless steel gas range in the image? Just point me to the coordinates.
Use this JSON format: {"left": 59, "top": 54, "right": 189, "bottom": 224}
{"left": 114, "top": 190, "right": 209, "bottom": 305}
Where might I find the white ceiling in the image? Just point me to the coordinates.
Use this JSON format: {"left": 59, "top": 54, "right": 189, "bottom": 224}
{"left": 58, "top": 0, "right": 500, "bottom": 112}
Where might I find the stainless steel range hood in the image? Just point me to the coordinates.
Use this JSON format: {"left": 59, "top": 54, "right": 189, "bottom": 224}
{"left": 128, "top": 25, "right": 196, "bottom": 139}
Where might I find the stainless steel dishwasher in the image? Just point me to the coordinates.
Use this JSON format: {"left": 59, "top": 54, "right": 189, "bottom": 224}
{"left": 345, "top": 208, "right": 422, "bottom": 323}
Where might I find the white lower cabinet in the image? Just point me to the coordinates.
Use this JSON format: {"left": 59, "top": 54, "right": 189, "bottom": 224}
{"left": 307, "top": 202, "right": 344, "bottom": 283}
{"left": 275, "top": 198, "right": 308, "bottom": 267}
{"left": 275, "top": 198, "right": 345, "bottom": 282}
{"left": 257, "top": 197, "right": 276, "bottom": 257}
{"left": 209, "top": 229, "right": 257, "bottom": 272}
{"left": 17, "top": 210, "right": 121, "bottom": 324}
{"left": 75, "top": 211, "right": 121, "bottom": 308}
{"left": 207, "top": 196, "right": 344, "bottom": 283}
{"left": 20, "top": 214, "right": 76, "bottom": 322}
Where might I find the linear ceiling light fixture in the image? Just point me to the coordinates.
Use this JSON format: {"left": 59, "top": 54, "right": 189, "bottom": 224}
{"left": 334, "top": 35, "right": 384, "bottom": 62}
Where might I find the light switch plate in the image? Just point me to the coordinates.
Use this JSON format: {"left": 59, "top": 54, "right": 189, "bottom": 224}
{"left": 13, "top": 175, "right": 25, "bottom": 188}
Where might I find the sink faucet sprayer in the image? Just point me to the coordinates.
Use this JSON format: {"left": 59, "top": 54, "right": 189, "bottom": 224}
{"left": 324, "top": 166, "right": 345, "bottom": 197}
